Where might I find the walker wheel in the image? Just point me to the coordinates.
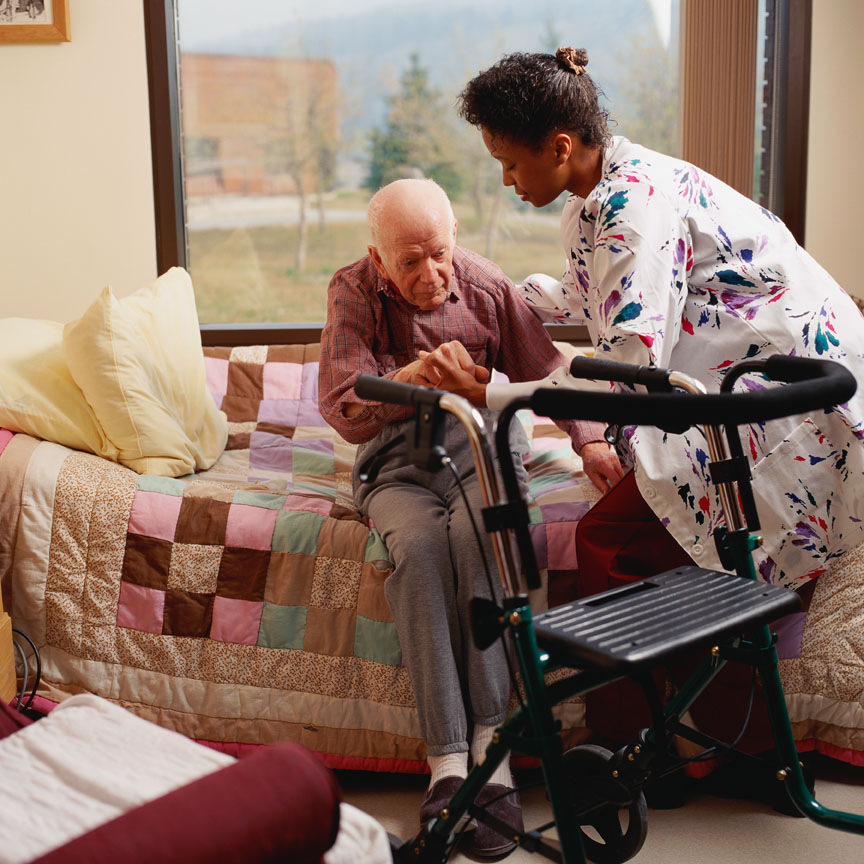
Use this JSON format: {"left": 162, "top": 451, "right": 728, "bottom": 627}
{"left": 562, "top": 744, "right": 648, "bottom": 864}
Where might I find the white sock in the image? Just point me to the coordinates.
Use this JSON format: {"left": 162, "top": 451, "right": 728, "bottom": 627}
{"left": 471, "top": 724, "right": 514, "bottom": 788}
{"left": 427, "top": 751, "right": 468, "bottom": 788}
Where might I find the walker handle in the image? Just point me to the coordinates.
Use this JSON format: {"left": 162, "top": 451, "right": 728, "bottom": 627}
{"left": 531, "top": 357, "right": 856, "bottom": 428}
{"left": 354, "top": 374, "right": 443, "bottom": 408}
{"left": 569, "top": 355, "right": 673, "bottom": 391}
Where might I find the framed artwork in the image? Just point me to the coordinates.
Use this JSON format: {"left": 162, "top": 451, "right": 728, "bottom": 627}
{"left": 0, "top": 0, "right": 69, "bottom": 43}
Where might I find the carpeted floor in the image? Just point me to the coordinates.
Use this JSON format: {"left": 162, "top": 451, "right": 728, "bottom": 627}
{"left": 337, "top": 753, "right": 864, "bottom": 863}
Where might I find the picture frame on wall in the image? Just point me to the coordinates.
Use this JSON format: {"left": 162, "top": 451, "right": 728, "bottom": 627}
{"left": 0, "top": 0, "right": 69, "bottom": 43}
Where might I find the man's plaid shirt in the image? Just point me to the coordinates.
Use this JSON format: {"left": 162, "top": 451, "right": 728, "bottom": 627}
{"left": 318, "top": 245, "right": 605, "bottom": 449}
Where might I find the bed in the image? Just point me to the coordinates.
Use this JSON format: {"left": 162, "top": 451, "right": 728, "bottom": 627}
{"left": 0, "top": 342, "right": 601, "bottom": 772}
{"left": 1, "top": 341, "right": 862, "bottom": 771}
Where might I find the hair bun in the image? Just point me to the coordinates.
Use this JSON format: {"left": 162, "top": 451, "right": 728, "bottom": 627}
{"left": 556, "top": 46, "right": 588, "bottom": 74}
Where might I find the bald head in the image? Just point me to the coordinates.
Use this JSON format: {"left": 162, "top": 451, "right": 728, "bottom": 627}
{"left": 367, "top": 178, "right": 455, "bottom": 248}
{"left": 367, "top": 179, "right": 458, "bottom": 312}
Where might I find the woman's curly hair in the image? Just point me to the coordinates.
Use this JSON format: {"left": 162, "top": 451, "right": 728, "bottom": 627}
{"left": 457, "top": 48, "right": 610, "bottom": 152}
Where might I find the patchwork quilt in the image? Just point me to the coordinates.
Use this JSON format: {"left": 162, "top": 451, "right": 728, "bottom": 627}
{"left": 0, "top": 344, "right": 599, "bottom": 771}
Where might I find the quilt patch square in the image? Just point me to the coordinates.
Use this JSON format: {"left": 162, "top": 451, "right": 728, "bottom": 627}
{"left": 262, "top": 362, "right": 303, "bottom": 400}
{"left": 121, "top": 533, "right": 172, "bottom": 590}
{"left": 271, "top": 510, "right": 324, "bottom": 556}
{"left": 127, "top": 490, "right": 183, "bottom": 542}
{"left": 116, "top": 582, "right": 165, "bottom": 634}
{"left": 219, "top": 394, "right": 261, "bottom": 424}
{"left": 211, "top": 595, "right": 264, "bottom": 645}
{"left": 249, "top": 431, "right": 294, "bottom": 473}
{"left": 282, "top": 494, "right": 333, "bottom": 517}
{"left": 225, "top": 502, "right": 279, "bottom": 550}
{"left": 266, "top": 344, "right": 306, "bottom": 363}
{"left": 135, "top": 475, "right": 187, "bottom": 496}
{"left": 174, "top": 496, "right": 231, "bottom": 545}
{"left": 167, "top": 542, "right": 222, "bottom": 594}
{"left": 227, "top": 360, "right": 264, "bottom": 399}
{"left": 204, "top": 356, "right": 230, "bottom": 402}
{"left": 316, "top": 515, "right": 371, "bottom": 561}
{"left": 357, "top": 563, "right": 393, "bottom": 622}
{"left": 292, "top": 445, "right": 335, "bottom": 476}
{"left": 232, "top": 490, "right": 285, "bottom": 510}
{"left": 217, "top": 547, "right": 270, "bottom": 601}
{"left": 162, "top": 589, "right": 214, "bottom": 638}
{"left": 264, "top": 551, "right": 316, "bottom": 606}
{"left": 296, "top": 401, "right": 325, "bottom": 427}
{"left": 354, "top": 615, "right": 401, "bottom": 666}
{"left": 257, "top": 602, "right": 307, "bottom": 650}
{"left": 540, "top": 501, "right": 594, "bottom": 524}
{"left": 257, "top": 398, "right": 300, "bottom": 428}
{"left": 529, "top": 523, "right": 549, "bottom": 571}
{"left": 545, "top": 521, "right": 578, "bottom": 570}
{"left": 300, "top": 362, "right": 320, "bottom": 400}
{"left": 309, "top": 556, "right": 362, "bottom": 609}
{"left": 303, "top": 606, "right": 356, "bottom": 657}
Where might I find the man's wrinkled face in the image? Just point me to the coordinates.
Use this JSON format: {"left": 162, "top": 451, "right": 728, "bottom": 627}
{"left": 370, "top": 214, "right": 457, "bottom": 311}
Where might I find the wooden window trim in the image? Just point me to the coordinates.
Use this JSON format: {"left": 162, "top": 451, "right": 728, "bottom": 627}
{"left": 199, "top": 322, "right": 591, "bottom": 347}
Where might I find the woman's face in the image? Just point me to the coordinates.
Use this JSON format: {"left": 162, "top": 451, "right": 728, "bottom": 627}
{"left": 481, "top": 127, "right": 567, "bottom": 208}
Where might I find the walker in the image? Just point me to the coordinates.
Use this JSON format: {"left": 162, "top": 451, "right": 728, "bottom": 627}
{"left": 354, "top": 353, "right": 864, "bottom": 863}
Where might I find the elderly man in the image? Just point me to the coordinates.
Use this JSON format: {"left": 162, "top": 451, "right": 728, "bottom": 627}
{"left": 318, "top": 178, "right": 620, "bottom": 855}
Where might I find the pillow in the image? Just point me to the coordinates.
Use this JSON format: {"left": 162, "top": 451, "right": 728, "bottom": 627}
{"left": 62, "top": 267, "right": 228, "bottom": 477}
{"left": 0, "top": 317, "right": 118, "bottom": 459}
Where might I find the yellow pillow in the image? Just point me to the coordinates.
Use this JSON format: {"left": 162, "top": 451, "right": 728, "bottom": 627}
{"left": 0, "top": 318, "right": 118, "bottom": 459}
{"left": 62, "top": 267, "right": 228, "bottom": 477}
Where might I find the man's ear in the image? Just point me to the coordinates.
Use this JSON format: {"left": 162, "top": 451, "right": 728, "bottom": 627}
{"left": 368, "top": 245, "right": 389, "bottom": 279}
{"left": 552, "top": 133, "right": 573, "bottom": 166}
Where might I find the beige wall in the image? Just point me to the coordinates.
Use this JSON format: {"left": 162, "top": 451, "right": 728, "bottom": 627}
{"left": 0, "top": 2, "right": 860, "bottom": 321}
{"left": 805, "top": 0, "right": 864, "bottom": 300}
{"left": 0, "top": 1, "right": 156, "bottom": 323}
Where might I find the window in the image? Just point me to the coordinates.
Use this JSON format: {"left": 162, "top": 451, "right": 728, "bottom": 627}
{"left": 144, "top": 0, "right": 810, "bottom": 336}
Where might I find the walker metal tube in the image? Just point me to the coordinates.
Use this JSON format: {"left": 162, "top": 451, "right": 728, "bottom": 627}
{"left": 437, "top": 393, "right": 521, "bottom": 598}
{"left": 667, "top": 371, "right": 745, "bottom": 534}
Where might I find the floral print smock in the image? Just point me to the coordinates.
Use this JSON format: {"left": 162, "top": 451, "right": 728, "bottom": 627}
{"left": 488, "top": 137, "right": 864, "bottom": 589}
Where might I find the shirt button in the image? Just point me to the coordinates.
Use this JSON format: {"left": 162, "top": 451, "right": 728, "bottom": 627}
{"left": 643, "top": 486, "right": 656, "bottom": 500}
{"left": 691, "top": 543, "right": 704, "bottom": 558}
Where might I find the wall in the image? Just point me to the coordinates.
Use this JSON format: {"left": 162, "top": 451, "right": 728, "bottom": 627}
{"left": 0, "top": 1, "right": 156, "bottom": 323}
{"left": 0, "top": 1, "right": 860, "bottom": 321}
{"left": 805, "top": 0, "right": 864, "bottom": 300}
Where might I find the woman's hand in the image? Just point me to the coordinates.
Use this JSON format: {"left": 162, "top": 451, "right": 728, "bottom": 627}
{"left": 417, "top": 341, "right": 490, "bottom": 405}
{"left": 579, "top": 441, "right": 624, "bottom": 494}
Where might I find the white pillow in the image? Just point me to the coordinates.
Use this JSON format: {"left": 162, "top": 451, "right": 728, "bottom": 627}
{"left": 0, "top": 317, "right": 118, "bottom": 459}
{"left": 62, "top": 267, "right": 228, "bottom": 477}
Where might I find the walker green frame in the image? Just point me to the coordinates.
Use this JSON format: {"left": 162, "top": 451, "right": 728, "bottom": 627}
{"left": 355, "top": 354, "right": 864, "bottom": 864}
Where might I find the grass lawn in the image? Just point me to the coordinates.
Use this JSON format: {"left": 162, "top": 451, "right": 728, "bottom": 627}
{"left": 188, "top": 200, "right": 567, "bottom": 324}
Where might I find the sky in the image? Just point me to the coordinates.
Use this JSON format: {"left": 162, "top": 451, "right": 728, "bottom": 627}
{"left": 177, "top": 0, "right": 675, "bottom": 51}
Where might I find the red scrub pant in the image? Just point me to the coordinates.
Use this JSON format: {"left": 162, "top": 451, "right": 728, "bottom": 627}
{"left": 574, "top": 471, "right": 775, "bottom": 754}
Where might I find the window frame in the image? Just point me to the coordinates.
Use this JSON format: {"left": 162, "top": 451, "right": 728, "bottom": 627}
{"left": 144, "top": 0, "right": 811, "bottom": 343}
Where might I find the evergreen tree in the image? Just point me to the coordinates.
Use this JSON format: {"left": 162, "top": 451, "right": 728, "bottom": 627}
{"left": 366, "top": 53, "right": 464, "bottom": 197}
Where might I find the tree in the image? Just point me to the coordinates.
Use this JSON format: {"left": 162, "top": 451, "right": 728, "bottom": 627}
{"left": 366, "top": 53, "right": 465, "bottom": 197}
{"left": 611, "top": 35, "right": 679, "bottom": 157}
{"left": 264, "top": 58, "right": 340, "bottom": 274}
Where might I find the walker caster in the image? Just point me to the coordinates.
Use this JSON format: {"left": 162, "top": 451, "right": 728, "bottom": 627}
{"left": 562, "top": 744, "right": 648, "bottom": 864}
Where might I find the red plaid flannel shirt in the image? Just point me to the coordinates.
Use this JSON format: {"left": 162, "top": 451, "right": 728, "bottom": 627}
{"left": 318, "top": 246, "right": 606, "bottom": 449}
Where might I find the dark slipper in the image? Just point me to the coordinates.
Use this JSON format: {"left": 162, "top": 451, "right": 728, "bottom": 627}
{"left": 472, "top": 783, "right": 523, "bottom": 858}
{"left": 419, "top": 775, "right": 467, "bottom": 828}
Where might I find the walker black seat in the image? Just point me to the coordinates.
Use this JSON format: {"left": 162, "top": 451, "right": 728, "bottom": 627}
{"left": 533, "top": 566, "right": 801, "bottom": 672}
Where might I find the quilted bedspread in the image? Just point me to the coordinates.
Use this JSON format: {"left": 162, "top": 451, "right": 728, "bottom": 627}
{"left": 0, "top": 344, "right": 600, "bottom": 771}
{"left": 3, "top": 344, "right": 863, "bottom": 769}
